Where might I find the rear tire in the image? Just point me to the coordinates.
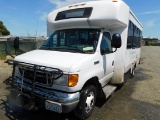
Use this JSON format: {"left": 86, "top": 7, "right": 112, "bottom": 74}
{"left": 74, "top": 85, "right": 96, "bottom": 120}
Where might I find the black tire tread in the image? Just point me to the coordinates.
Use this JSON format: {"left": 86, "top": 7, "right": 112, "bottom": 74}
{"left": 74, "top": 85, "right": 96, "bottom": 120}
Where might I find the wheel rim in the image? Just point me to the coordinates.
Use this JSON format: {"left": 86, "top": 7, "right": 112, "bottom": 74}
{"left": 85, "top": 91, "right": 95, "bottom": 113}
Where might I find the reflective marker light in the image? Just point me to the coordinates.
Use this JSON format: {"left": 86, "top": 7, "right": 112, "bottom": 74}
{"left": 68, "top": 3, "right": 86, "bottom": 8}
{"left": 113, "top": 0, "right": 118, "bottom": 2}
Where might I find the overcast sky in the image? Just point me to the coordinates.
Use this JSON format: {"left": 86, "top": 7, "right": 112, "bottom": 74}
{"left": 0, "top": 0, "right": 160, "bottom": 38}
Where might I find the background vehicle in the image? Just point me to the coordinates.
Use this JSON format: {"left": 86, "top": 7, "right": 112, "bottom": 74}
{"left": 8, "top": 0, "right": 143, "bottom": 119}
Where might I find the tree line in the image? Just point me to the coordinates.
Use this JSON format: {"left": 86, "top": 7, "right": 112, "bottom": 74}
{"left": 0, "top": 21, "right": 10, "bottom": 36}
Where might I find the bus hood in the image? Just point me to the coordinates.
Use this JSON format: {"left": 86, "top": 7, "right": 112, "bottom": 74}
{"left": 14, "top": 50, "right": 89, "bottom": 72}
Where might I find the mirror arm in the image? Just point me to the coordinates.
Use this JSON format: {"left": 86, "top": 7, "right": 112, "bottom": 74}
{"left": 112, "top": 48, "right": 117, "bottom": 53}
{"left": 15, "top": 48, "right": 18, "bottom": 56}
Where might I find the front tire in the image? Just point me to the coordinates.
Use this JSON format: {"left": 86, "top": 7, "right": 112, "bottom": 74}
{"left": 74, "top": 85, "right": 96, "bottom": 120}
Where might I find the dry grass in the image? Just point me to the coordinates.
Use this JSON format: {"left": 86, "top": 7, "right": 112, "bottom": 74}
{"left": 0, "top": 52, "right": 6, "bottom": 60}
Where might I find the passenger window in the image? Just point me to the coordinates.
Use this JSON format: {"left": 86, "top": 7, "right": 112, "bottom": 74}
{"left": 127, "top": 21, "right": 142, "bottom": 49}
{"left": 100, "top": 32, "right": 112, "bottom": 54}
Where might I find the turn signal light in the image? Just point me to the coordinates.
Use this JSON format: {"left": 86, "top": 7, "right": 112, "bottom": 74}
{"left": 68, "top": 74, "right": 78, "bottom": 87}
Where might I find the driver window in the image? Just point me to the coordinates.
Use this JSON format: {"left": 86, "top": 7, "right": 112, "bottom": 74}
{"left": 100, "top": 32, "right": 112, "bottom": 54}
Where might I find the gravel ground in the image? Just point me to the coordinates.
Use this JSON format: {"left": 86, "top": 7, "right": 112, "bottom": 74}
{"left": 0, "top": 46, "right": 160, "bottom": 120}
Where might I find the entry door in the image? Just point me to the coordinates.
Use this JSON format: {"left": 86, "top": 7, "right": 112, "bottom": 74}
{"left": 99, "top": 32, "right": 115, "bottom": 87}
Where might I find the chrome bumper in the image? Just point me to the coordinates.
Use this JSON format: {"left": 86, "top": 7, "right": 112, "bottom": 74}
{"left": 34, "top": 87, "right": 80, "bottom": 113}
{"left": 10, "top": 61, "right": 80, "bottom": 113}
{"left": 10, "top": 80, "right": 80, "bottom": 113}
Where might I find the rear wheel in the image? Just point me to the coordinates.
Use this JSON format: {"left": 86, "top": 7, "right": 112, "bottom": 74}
{"left": 74, "top": 85, "right": 96, "bottom": 120}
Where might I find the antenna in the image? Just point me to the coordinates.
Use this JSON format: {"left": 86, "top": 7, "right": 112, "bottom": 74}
{"left": 35, "top": 20, "right": 38, "bottom": 49}
{"left": 35, "top": 20, "right": 38, "bottom": 40}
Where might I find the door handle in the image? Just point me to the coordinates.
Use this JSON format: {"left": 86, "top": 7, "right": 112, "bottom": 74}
{"left": 94, "top": 61, "right": 99, "bottom": 65}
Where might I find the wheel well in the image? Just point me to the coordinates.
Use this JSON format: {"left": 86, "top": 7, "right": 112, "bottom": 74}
{"left": 82, "top": 77, "right": 102, "bottom": 98}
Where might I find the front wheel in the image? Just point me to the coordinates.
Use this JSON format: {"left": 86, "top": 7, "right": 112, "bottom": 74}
{"left": 74, "top": 85, "right": 96, "bottom": 120}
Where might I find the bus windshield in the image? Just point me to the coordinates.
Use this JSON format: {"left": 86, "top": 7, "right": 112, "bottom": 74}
{"left": 40, "top": 29, "right": 100, "bottom": 54}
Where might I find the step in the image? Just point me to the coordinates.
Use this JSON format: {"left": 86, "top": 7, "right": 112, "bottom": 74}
{"left": 102, "top": 85, "right": 117, "bottom": 99}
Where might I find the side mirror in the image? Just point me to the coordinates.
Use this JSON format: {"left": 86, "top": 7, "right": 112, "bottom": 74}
{"left": 111, "top": 33, "right": 121, "bottom": 48}
{"left": 14, "top": 37, "right": 19, "bottom": 49}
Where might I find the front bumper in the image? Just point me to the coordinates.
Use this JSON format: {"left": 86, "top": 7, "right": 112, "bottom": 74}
{"left": 34, "top": 88, "right": 80, "bottom": 113}
{"left": 9, "top": 82, "right": 80, "bottom": 113}
{"left": 9, "top": 61, "right": 80, "bottom": 113}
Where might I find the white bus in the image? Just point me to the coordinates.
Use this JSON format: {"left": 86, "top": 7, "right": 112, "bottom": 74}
{"left": 9, "top": 0, "right": 143, "bottom": 119}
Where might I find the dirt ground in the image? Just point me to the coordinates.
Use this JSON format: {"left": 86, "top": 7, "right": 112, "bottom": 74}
{"left": 0, "top": 46, "right": 160, "bottom": 120}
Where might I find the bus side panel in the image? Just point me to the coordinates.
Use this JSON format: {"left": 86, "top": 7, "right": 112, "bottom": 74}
{"left": 110, "top": 27, "right": 128, "bottom": 84}
{"left": 124, "top": 48, "right": 141, "bottom": 73}
{"left": 124, "top": 12, "right": 143, "bottom": 73}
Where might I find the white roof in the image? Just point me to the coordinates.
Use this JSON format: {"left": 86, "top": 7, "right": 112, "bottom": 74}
{"left": 47, "top": 0, "right": 142, "bottom": 36}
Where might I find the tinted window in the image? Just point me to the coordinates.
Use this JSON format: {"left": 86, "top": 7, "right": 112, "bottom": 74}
{"left": 127, "top": 20, "right": 142, "bottom": 49}
{"left": 55, "top": 7, "right": 93, "bottom": 21}
{"left": 127, "top": 21, "right": 134, "bottom": 49}
{"left": 40, "top": 29, "right": 100, "bottom": 54}
{"left": 100, "top": 32, "right": 112, "bottom": 54}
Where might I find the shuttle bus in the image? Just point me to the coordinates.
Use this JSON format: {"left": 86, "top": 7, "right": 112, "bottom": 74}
{"left": 8, "top": 0, "right": 143, "bottom": 119}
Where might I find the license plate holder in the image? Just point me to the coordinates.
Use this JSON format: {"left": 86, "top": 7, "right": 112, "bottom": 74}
{"left": 45, "top": 100, "right": 62, "bottom": 113}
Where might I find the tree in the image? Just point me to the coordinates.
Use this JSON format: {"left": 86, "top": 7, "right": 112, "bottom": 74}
{"left": 0, "top": 21, "right": 10, "bottom": 36}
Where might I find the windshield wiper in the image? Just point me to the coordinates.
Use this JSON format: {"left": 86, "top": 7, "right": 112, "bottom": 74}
{"left": 52, "top": 47, "right": 85, "bottom": 53}
{"left": 66, "top": 45, "right": 86, "bottom": 53}
{"left": 70, "top": 48, "right": 85, "bottom": 53}
{"left": 67, "top": 45, "right": 95, "bottom": 54}
{"left": 40, "top": 45, "right": 53, "bottom": 50}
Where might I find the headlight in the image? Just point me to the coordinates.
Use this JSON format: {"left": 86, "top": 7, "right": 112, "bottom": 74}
{"left": 53, "top": 74, "right": 79, "bottom": 87}
{"left": 53, "top": 75, "right": 68, "bottom": 86}
{"left": 14, "top": 66, "right": 22, "bottom": 78}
